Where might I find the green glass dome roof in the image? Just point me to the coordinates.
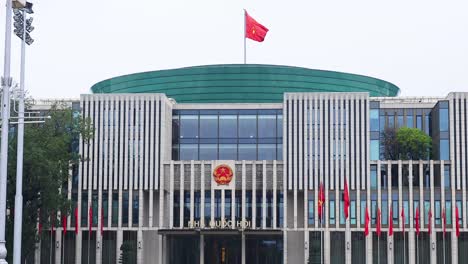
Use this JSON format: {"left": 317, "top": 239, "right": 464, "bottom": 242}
{"left": 90, "top": 64, "right": 400, "bottom": 103}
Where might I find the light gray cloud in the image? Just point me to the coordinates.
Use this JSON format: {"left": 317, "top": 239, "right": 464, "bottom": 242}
{"left": 1, "top": 0, "right": 467, "bottom": 99}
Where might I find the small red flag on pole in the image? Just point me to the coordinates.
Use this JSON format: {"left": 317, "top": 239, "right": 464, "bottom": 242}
{"left": 74, "top": 206, "right": 79, "bottom": 235}
{"left": 88, "top": 204, "right": 93, "bottom": 233}
{"left": 245, "top": 11, "right": 269, "bottom": 42}
{"left": 456, "top": 206, "right": 460, "bottom": 237}
{"left": 376, "top": 207, "right": 381, "bottom": 237}
{"left": 389, "top": 207, "right": 393, "bottom": 236}
{"left": 100, "top": 207, "right": 104, "bottom": 236}
{"left": 364, "top": 207, "right": 370, "bottom": 236}
{"left": 442, "top": 207, "right": 446, "bottom": 237}
{"left": 415, "top": 207, "right": 420, "bottom": 236}
{"left": 401, "top": 207, "right": 405, "bottom": 233}
{"left": 62, "top": 213, "right": 67, "bottom": 235}
{"left": 318, "top": 182, "right": 325, "bottom": 222}
{"left": 343, "top": 179, "right": 350, "bottom": 219}
{"left": 51, "top": 212, "right": 55, "bottom": 233}
{"left": 428, "top": 209, "right": 432, "bottom": 235}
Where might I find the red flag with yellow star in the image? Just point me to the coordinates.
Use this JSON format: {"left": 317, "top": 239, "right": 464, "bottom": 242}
{"left": 245, "top": 11, "right": 269, "bottom": 42}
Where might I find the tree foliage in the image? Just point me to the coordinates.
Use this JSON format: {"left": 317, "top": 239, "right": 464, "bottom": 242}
{"left": 118, "top": 241, "right": 137, "bottom": 264}
{"left": 6, "top": 102, "right": 93, "bottom": 262}
{"left": 382, "top": 127, "right": 432, "bottom": 160}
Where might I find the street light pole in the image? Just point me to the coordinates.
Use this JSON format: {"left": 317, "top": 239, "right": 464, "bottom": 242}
{"left": 12, "top": 8, "right": 27, "bottom": 264}
{"left": 0, "top": 0, "right": 14, "bottom": 262}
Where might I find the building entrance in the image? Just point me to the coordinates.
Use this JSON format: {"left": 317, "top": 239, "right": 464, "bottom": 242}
{"left": 204, "top": 235, "right": 241, "bottom": 264}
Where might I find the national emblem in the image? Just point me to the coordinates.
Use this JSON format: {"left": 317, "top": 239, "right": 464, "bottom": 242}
{"left": 213, "top": 164, "right": 233, "bottom": 185}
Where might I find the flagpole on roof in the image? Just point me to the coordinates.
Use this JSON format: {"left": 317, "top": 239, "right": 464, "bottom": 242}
{"left": 243, "top": 9, "right": 246, "bottom": 64}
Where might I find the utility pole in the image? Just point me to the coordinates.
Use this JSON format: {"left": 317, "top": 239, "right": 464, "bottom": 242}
{"left": 0, "top": 0, "right": 14, "bottom": 262}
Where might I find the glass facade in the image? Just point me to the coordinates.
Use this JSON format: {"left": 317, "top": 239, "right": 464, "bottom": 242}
{"left": 172, "top": 109, "right": 283, "bottom": 160}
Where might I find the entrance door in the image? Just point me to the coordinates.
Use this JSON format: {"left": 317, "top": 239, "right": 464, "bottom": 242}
{"left": 204, "top": 235, "right": 241, "bottom": 264}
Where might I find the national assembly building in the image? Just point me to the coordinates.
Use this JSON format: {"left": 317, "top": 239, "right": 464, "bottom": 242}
{"left": 35, "top": 64, "right": 468, "bottom": 264}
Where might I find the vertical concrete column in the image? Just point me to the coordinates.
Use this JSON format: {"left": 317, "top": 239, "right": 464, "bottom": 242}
{"left": 75, "top": 230, "right": 82, "bottom": 264}
{"left": 387, "top": 235, "right": 393, "bottom": 264}
{"left": 116, "top": 229, "right": 123, "bottom": 263}
{"left": 366, "top": 234, "right": 372, "bottom": 264}
{"left": 451, "top": 231, "right": 458, "bottom": 264}
{"left": 242, "top": 232, "right": 246, "bottom": 264}
{"left": 324, "top": 230, "right": 330, "bottom": 264}
{"left": 34, "top": 241, "right": 41, "bottom": 264}
{"left": 283, "top": 231, "right": 287, "bottom": 264}
{"left": 304, "top": 230, "right": 309, "bottom": 264}
{"left": 200, "top": 235, "right": 204, "bottom": 264}
{"left": 158, "top": 235, "right": 163, "bottom": 264}
{"left": 55, "top": 231, "right": 61, "bottom": 264}
{"left": 345, "top": 221, "right": 351, "bottom": 264}
{"left": 137, "top": 230, "right": 143, "bottom": 264}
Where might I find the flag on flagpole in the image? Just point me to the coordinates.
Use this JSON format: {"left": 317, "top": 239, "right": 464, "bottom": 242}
{"left": 389, "top": 207, "right": 393, "bottom": 236}
{"left": 442, "top": 207, "right": 446, "bottom": 237}
{"left": 89, "top": 204, "right": 93, "bottom": 233}
{"left": 364, "top": 207, "right": 370, "bottom": 236}
{"left": 401, "top": 207, "right": 405, "bottom": 233}
{"left": 428, "top": 209, "right": 432, "bottom": 235}
{"left": 376, "top": 207, "right": 381, "bottom": 237}
{"left": 51, "top": 212, "right": 55, "bottom": 233}
{"left": 415, "top": 207, "right": 420, "bottom": 236}
{"left": 75, "top": 206, "right": 79, "bottom": 235}
{"left": 38, "top": 209, "right": 42, "bottom": 235}
{"left": 100, "top": 207, "right": 104, "bottom": 236}
{"left": 62, "top": 213, "right": 67, "bottom": 235}
{"left": 245, "top": 11, "right": 269, "bottom": 42}
{"left": 343, "top": 179, "right": 350, "bottom": 219}
{"left": 456, "top": 206, "right": 460, "bottom": 237}
{"left": 318, "top": 182, "right": 325, "bottom": 222}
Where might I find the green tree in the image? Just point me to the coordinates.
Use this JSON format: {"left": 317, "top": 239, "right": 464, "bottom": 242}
{"left": 5, "top": 102, "right": 93, "bottom": 263}
{"left": 396, "top": 127, "right": 432, "bottom": 160}
{"left": 118, "top": 241, "right": 137, "bottom": 264}
{"left": 381, "top": 127, "right": 399, "bottom": 160}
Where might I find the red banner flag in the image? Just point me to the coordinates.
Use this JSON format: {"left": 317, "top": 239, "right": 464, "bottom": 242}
{"left": 62, "top": 213, "right": 67, "bottom": 235}
{"left": 376, "top": 207, "right": 381, "bottom": 237}
{"left": 364, "top": 207, "right": 370, "bottom": 236}
{"left": 343, "top": 179, "right": 350, "bottom": 219}
{"left": 245, "top": 11, "right": 269, "bottom": 42}
{"left": 428, "top": 209, "right": 432, "bottom": 235}
{"left": 456, "top": 206, "right": 460, "bottom": 237}
{"left": 389, "top": 207, "right": 393, "bottom": 236}
{"left": 74, "top": 206, "right": 79, "bottom": 235}
{"left": 401, "top": 207, "right": 405, "bottom": 233}
{"left": 442, "top": 208, "right": 446, "bottom": 237}
{"left": 89, "top": 205, "right": 93, "bottom": 233}
{"left": 51, "top": 212, "right": 55, "bottom": 234}
{"left": 38, "top": 209, "right": 42, "bottom": 235}
{"left": 318, "top": 182, "right": 325, "bottom": 222}
{"left": 100, "top": 207, "right": 104, "bottom": 236}
{"left": 415, "top": 207, "right": 420, "bottom": 236}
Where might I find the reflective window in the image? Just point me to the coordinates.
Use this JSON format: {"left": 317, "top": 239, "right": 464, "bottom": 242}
{"left": 180, "top": 144, "right": 198, "bottom": 160}
{"left": 173, "top": 110, "right": 282, "bottom": 160}
{"left": 330, "top": 201, "right": 335, "bottom": 225}
{"left": 370, "top": 109, "right": 379, "bottom": 131}
{"left": 445, "top": 201, "right": 452, "bottom": 225}
{"left": 388, "top": 115, "right": 395, "bottom": 129}
{"left": 406, "top": 115, "right": 414, "bottom": 128}
{"left": 219, "top": 144, "right": 237, "bottom": 160}
{"left": 404, "top": 200, "right": 409, "bottom": 224}
{"left": 382, "top": 200, "right": 388, "bottom": 225}
{"left": 219, "top": 115, "right": 237, "bottom": 138}
{"left": 258, "top": 144, "right": 276, "bottom": 160}
{"left": 239, "top": 115, "right": 257, "bottom": 138}
{"left": 180, "top": 115, "right": 198, "bottom": 138}
{"left": 200, "top": 115, "right": 218, "bottom": 138}
{"left": 360, "top": 201, "right": 367, "bottom": 225}
{"left": 444, "top": 165, "right": 450, "bottom": 188}
{"left": 258, "top": 115, "right": 276, "bottom": 138}
{"left": 439, "top": 108, "right": 449, "bottom": 132}
{"left": 397, "top": 116, "right": 404, "bottom": 128}
{"left": 370, "top": 165, "right": 377, "bottom": 189}
{"left": 440, "top": 139, "right": 449, "bottom": 160}
{"left": 370, "top": 140, "right": 379, "bottom": 161}
{"left": 238, "top": 144, "right": 257, "bottom": 160}
{"left": 199, "top": 144, "right": 217, "bottom": 160}
{"left": 351, "top": 200, "right": 356, "bottom": 225}
{"left": 416, "top": 115, "right": 422, "bottom": 130}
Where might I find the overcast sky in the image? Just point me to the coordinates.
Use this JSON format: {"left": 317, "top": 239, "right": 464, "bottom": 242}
{"left": 1, "top": 0, "right": 468, "bottom": 99}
